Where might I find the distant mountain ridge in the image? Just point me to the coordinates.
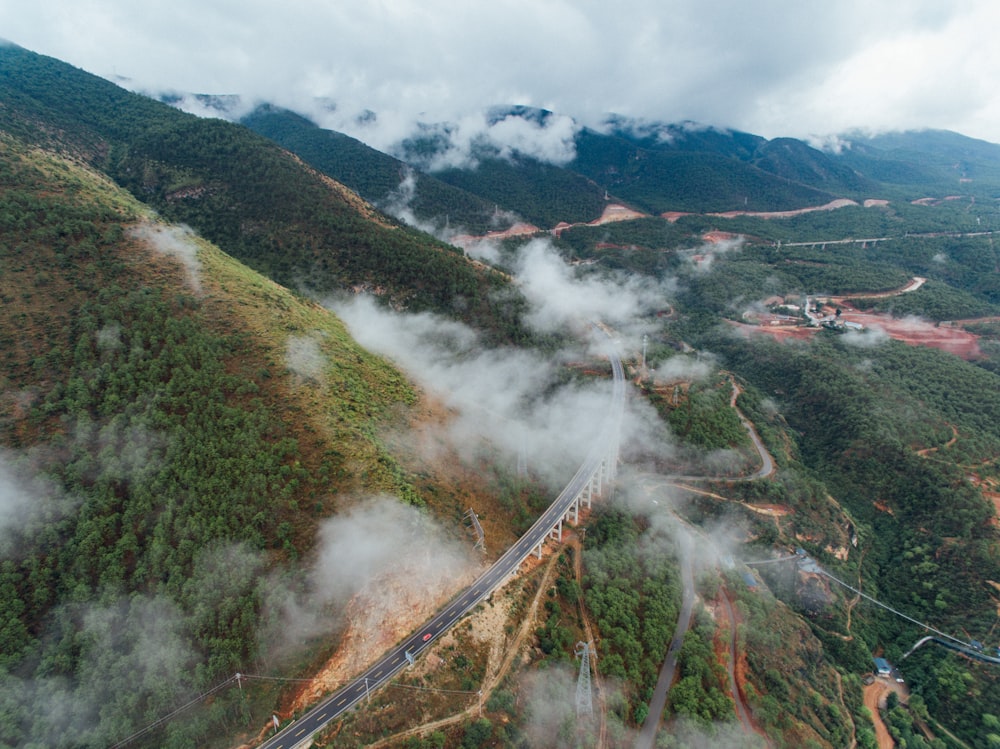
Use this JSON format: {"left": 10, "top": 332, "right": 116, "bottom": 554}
{"left": 228, "top": 100, "right": 1000, "bottom": 231}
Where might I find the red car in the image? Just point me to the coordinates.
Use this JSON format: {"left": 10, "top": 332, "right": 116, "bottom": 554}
{"left": 422, "top": 633, "right": 432, "bottom": 642}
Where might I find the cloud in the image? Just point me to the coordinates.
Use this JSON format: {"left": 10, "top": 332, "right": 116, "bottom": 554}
{"left": 652, "top": 353, "right": 715, "bottom": 384}
{"left": 129, "top": 223, "right": 203, "bottom": 294}
{"left": 393, "top": 110, "right": 581, "bottom": 171}
{"left": 378, "top": 166, "right": 465, "bottom": 241}
{"left": 330, "top": 294, "right": 593, "bottom": 486}
{"left": 328, "top": 238, "right": 677, "bottom": 486}
{"left": 262, "top": 495, "right": 475, "bottom": 651}
{"left": 285, "top": 333, "right": 327, "bottom": 384}
{"left": 0, "top": 448, "right": 77, "bottom": 556}
{"left": 841, "top": 324, "right": 890, "bottom": 348}
{"left": 685, "top": 237, "right": 745, "bottom": 275}
{"left": 4, "top": 1, "right": 1000, "bottom": 150}
{"left": 514, "top": 238, "right": 673, "bottom": 335}
{"left": 0, "top": 593, "right": 201, "bottom": 746}
{"left": 519, "top": 664, "right": 604, "bottom": 748}
{"left": 658, "top": 717, "right": 768, "bottom": 749}
{"left": 0, "top": 450, "right": 40, "bottom": 538}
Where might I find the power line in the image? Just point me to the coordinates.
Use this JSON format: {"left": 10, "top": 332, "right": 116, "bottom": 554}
{"left": 111, "top": 670, "right": 482, "bottom": 747}
{"left": 109, "top": 674, "right": 240, "bottom": 748}
{"left": 816, "top": 568, "right": 968, "bottom": 648}
{"left": 385, "top": 682, "right": 479, "bottom": 696}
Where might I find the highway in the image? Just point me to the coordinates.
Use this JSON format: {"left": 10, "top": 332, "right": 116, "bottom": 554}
{"left": 259, "top": 347, "right": 625, "bottom": 749}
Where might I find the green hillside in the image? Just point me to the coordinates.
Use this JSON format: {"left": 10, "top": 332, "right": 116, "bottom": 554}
{"left": 0, "top": 133, "right": 426, "bottom": 746}
{"left": 7, "top": 40, "right": 1000, "bottom": 749}
{"left": 240, "top": 105, "right": 503, "bottom": 234}
{"left": 571, "top": 129, "right": 838, "bottom": 213}
{"left": 0, "top": 44, "right": 529, "bottom": 344}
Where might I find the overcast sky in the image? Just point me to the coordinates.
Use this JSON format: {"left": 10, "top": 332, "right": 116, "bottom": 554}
{"left": 3, "top": 0, "right": 999, "bottom": 151}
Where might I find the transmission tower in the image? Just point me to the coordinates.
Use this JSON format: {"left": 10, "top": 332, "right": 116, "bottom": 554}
{"left": 575, "top": 641, "right": 596, "bottom": 718}
{"left": 464, "top": 508, "right": 485, "bottom": 552}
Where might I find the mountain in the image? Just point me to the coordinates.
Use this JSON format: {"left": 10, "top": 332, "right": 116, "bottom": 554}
{"left": 0, "top": 43, "right": 529, "bottom": 344}
{"left": 750, "top": 136, "right": 877, "bottom": 194}
{"left": 0, "top": 43, "right": 530, "bottom": 747}
{"left": 5, "top": 41, "right": 1000, "bottom": 749}
{"left": 0, "top": 129, "right": 427, "bottom": 746}
{"left": 240, "top": 104, "right": 505, "bottom": 234}
{"left": 238, "top": 102, "right": 1000, "bottom": 234}
{"left": 837, "top": 127, "right": 1000, "bottom": 192}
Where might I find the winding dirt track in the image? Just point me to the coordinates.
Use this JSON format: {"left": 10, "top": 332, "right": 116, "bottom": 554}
{"left": 863, "top": 681, "right": 895, "bottom": 749}
{"left": 719, "top": 592, "right": 755, "bottom": 734}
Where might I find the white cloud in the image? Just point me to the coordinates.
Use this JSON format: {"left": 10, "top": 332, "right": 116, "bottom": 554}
{"left": 0, "top": 448, "right": 77, "bottom": 555}
{"left": 262, "top": 495, "right": 476, "bottom": 650}
{"left": 2, "top": 1, "right": 999, "bottom": 148}
{"left": 0, "top": 450, "right": 43, "bottom": 540}
{"left": 515, "top": 238, "right": 671, "bottom": 334}
{"left": 285, "top": 333, "right": 327, "bottom": 384}
{"left": 327, "top": 238, "right": 685, "bottom": 492}
{"left": 653, "top": 353, "right": 715, "bottom": 383}
{"left": 129, "top": 223, "right": 203, "bottom": 294}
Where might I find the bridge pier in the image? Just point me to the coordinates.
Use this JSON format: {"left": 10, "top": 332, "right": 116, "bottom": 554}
{"left": 550, "top": 517, "right": 563, "bottom": 541}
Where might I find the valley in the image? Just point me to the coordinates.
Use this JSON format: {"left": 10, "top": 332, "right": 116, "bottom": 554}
{"left": 3, "top": 41, "right": 1000, "bottom": 749}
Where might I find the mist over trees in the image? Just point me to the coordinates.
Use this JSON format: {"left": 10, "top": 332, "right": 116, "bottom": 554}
{"left": 4, "top": 40, "right": 1000, "bottom": 749}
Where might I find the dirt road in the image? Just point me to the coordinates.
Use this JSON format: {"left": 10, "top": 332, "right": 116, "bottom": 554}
{"left": 863, "top": 681, "right": 895, "bottom": 749}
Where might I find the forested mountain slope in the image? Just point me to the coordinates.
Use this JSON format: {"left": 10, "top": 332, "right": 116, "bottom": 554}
{"left": 6, "top": 39, "right": 1000, "bottom": 749}
{"left": 240, "top": 105, "right": 504, "bottom": 235}
{"left": 0, "top": 132, "right": 428, "bottom": 746}
{"left": 226, "top": 101, "right": 1000, "bottom": 234}
{"left": 0, "top": 43, "right": 529, "bottom": 344}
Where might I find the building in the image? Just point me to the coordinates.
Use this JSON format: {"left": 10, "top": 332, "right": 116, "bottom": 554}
{"left": 874, "top": 657, "right": 892, "bottom": 676}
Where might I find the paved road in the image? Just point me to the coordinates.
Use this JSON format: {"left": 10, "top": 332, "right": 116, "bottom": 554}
{"left": 635, "top": 543, "right": 695, "bottom": 749}
{"left": 259, "top": 349, "right": 624, "bottom": 749}
{"left": 728, "top": 378, "right": 774, "bottom": 480}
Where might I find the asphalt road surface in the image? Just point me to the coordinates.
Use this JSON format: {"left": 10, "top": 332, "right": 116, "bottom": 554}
{"left": 635, "top": 545, "right": 694, "bottom": 749}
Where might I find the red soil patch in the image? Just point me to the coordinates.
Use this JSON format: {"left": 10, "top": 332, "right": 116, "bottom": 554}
{"left": 707, "top": 198, "right": 859, "bottom": 220}
{"left": 851, "top": 312, "right": 982, "bottom": 359}
{"left": 864, "top": 681, "right": 895, "bottom": 749}
{"left": 729, "top": 311, "right": 983, "bottom": 360}
{"left": 748, "top": 504, "right": 792, "bottom": 517}
{"left": 702, "top": 230, "right": 740, "bottom": 243}
{"left": 451, "top": 221, "right": 541, "bottom": 249}
{"left": 591, "top": 203, "right": 645, "bottom": 225}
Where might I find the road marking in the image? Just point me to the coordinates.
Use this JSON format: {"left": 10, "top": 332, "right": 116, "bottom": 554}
{"left": 317, "top": 713, "right": 326, "bottom": 721}
{"left": 295, "top": 728, "right": 306, "bottom": 737}
{"left": 337, "top": 697, "right": 347, "bottom": 706}
{"left": 375, "top": 669, "right": 383, "bottom": 677}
